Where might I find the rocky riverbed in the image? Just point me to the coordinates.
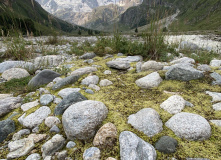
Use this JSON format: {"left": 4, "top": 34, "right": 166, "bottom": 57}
{"left": 0, "top": 36, "right": 221, "bottom": 160}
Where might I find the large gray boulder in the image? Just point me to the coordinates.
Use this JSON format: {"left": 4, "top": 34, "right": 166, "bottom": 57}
{"left": 160, "top": 95, "right": 186, "bottom": 114}
{"left": 7, "top": 138, "right": 35, "bottom": 159}
{"left": 120, "top": 131, "right": 157, "bottom": 160}
{"left": 71, "top": 67, "right": 97, "bottom": 76}
{"left": 52, "top": 75, "right": 79, "bottom": 91}
{"left": 41, "top": 134, "right": 65, "bottom": 158}
{"left": 62, "top": 100, "right": 108, "bottom": 140}
{"left": 165, "top": 65, "right": 204, "bottom": 81}
{"left": 0, "top": 61, "right": 34, "bottom": 73}
{"left": 54, "top": 92, "right": 87, "bottom": 115}
{"left": 0, "top": 119, "right": 15, "bottom": 143}
{"left": 106, "top": 61, "right": 130, "bottom": 70}
{"left": 18, "top": 106, "right": 51, "bottom": 128}
{"left": 141, "top": 61, "right": 163, "bottom": 71}
{"left": 2, "top": 68, "right": 30, "bottom": 81}
{"left": 0, "top": 97, "right": 22, "bottom": 117}
{"left": 166, "top": 112, "right": 211, "bottom": 140}
{"left": 79, "top": 52, "right": 96, "bottom": 59}
{"left": 28, "top": 69, "right": 61, "bottom": 88}
{"left": 128, "top": 108, "right": 163, "bottom": 137}
{"left": 135, "top": 72, "right": 162, "bottom": 89}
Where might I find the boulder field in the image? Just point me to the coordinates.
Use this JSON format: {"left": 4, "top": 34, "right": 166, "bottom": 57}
{"left": 0, "top": 53, "right": 221, "bottom": 160}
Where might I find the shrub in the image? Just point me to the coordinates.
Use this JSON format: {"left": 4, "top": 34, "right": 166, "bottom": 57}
{"left": 4, "top": 37, "right": 33, "bottom": 60}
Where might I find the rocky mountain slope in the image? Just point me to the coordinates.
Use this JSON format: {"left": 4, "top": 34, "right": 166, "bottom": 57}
{"left": 0, "top": 35, "right": 221, "bottom": 159}
{"left": 120, "top": 0, "right": 221, "bottom": 31}
{"left": 36, "top": 0, "right": 143, "bottom": 30}
{"left": 0, "top": 0, "right": 85, "bottom": 35}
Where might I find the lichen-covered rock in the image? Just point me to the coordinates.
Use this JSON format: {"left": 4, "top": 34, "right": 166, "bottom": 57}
{"left": 62, "top": 100, "right": 108, "bottom": 140}
{"left": 197, "top": 64, "right": 211, "bottom": 72}
{"left": 21, "top": 100, "right": 39, "bottom": 112}
{"left": 210, "top": 60, "right": 221, "bottom": 67}
{"left": 99, "top": 79, "right": 113, "bottom": 87}
{"left": 170, "top": 57, "right": 195, "bottom": 65}
{"left": 128, "top": 108, "right": 163, "bottom": 137}
{"left": 210, "top": 120, "right": 221, "bottom": 127}
{"left": 93, "top": 123, "right": 117, "bottom": 148}
{"left": 166, "top": 65, "right": 204, "bottom": 81}
{"left": 12, "top": 129, "right": 30, "bottom": 141}
{"left": 66, "top": 141, "right": 76, "bottom": 149}
{"left": 206, "top": 91, "right": 221, "bottom": 102}
{"left": 28, "top": 69, "right": 61, "bottom": 88}
{"left": 52, "top": 75, "right": 79, "bottom": 90}
{"left": 19, "top": 106, "right": 51, "bottom": 128}
{"left": 0, "top": 61, "right": 34, "bottom": 73}
{"left": 104, "top": 70, "right": 111, "bottom": 75}
{"left": 160, "top": 95, "right": 186, "bottom": 114}
{"left": 141, "top": 61, "right": 163, "bottom": 71}
{"left": 116, "top": 56, "right": 143, "bottom": 63}
{"left": 28, "top": 134, "right": 47, "bottom": 143}
{"left": 135, "top": 72, "right": 162, "bottom": 89}
{"left": 71, "top": 67, "right": 97, "bottom": 76}
{"left": 106, "top": 61, "right": 130, "bottom": 70}
{"left": 41, "top": 134, "right": 65, "bottom": 158}
{"left": 136, "top": 62, "right": 142, "bottom": 73}
{"left": 88, "top": 84, "right": 100, "bottom": 91}
{"left": 120, "top": 131, "right": 157, "bottom": 160}
{"left": 40, "top": 94, "right": 54, "bottom": 105}
{"left": 210, "top": 72, "right": 221, "bottom": 85}
{"left": 56, "top": 150, "right": 68, "bottom": 160}
{"left": 7, "top": 138, "right": 35, "bottom": 159}
{"left": 0, "top": 97, "right": 22, "bottom": 117}
{"left": 33, "top": 55, "right": 65, "bottom": 68}
{"left": 155, "top": 136, "right": 178, "bottom": 153}
{"left": 81, "top": 75, "right": 99, "bottom": 86}
{"left": 54, "top": 92, "right": 87, "bottom": 115}
{"left": 83, "top": 147, "right": 100, "bottom": 160}
{"left": 166, "top": 112, "right": 211, "bottom": 140}
{"left": 45, "top": 116, "right": 61, "bottom": 128}
{"left": 2, "top": 68, "right": 30, "bottom": 81}
{"left": 79, "top": 52, "right": 96, "bottom": 59}
{"left": 0, "top": 119, "right": 15, "bottom": 143}
{"left": 58, "top": 88, "right": 81, "bottom": 98}
{"left": 106, "top": 158, "right": 117, "bottom": 160}
{"left": 212, "top": 103, "right": 221, "bottom": 111}
{"left": 25, "top": 153, "right": 41, "bottom": 160}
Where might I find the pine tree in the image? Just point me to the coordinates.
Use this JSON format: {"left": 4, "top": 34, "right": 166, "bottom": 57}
{"left": 135, "top": 27, "right": 138, "bottom": 33}
{"left": 78, "top": 30, "right": 81, "bottom": 35}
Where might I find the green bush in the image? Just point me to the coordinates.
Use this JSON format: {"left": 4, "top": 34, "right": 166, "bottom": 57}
{"left": 4, "top": 37, "right": 33, "bottom": 60}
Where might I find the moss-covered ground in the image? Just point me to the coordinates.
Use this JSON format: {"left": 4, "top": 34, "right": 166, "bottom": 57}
{"left": 0, "top": 55, "right": 221, "bottom": 160}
